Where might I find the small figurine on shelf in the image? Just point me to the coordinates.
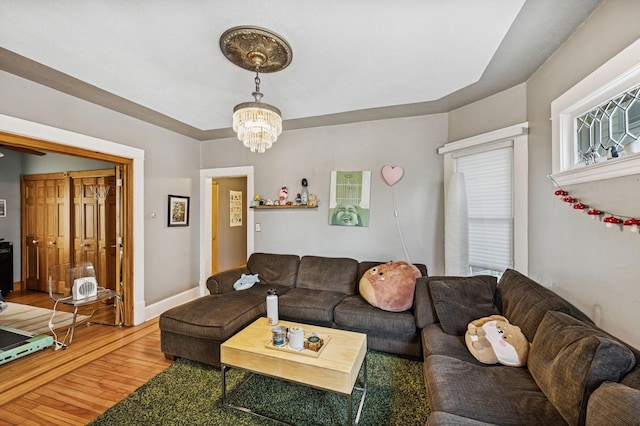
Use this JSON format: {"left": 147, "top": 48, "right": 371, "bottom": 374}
{"left": 251, "top": 194, "right": 261, "bottom": 207}
{"left": 308, "top": 194, "right": 318, "bottom": 207}
{"left": 301, "top": 178, "right": 310, "bottom": 205}
{"left": 265, "top": 198, "right": 274, "bottom": 206}
{"left": 279, "top": 185, "right": 289, "bottom": 204}
{"left": 295, "top": 193, "right": 302, "bottom": 204}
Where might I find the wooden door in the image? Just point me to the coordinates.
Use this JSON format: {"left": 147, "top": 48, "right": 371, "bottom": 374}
{"left": 22, "top": 178, "right": 44, "bottom": 291}
{"left": 211, "top": 181, "right": 219, "bottom": 275}
{"left": 71, "top": 171, "right": 116, "bottom": 291}
{"left": 21, "top": 174, "right": 70, "bottom": 292}
{"left": 44, "top": 177, "right": 70, "bottom": 292}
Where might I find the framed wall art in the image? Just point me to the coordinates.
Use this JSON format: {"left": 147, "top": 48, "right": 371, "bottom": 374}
{"left": 230, "top": 190, "right": 242, "bottom": 227}
{"left": 329, "top": 171, "right": 371, "bottom": 226}
{"left": 168, "top": 195, "right": 190, "bottom": 227}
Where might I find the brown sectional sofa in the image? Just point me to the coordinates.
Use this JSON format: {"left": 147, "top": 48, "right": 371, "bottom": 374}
{"left": 418, "top": 269, "right": 640, "bottom": 425}
{"left": 159, "top": 253, "right": 427, "bottom": 369}
{"left": 160, "top": 254, "right": 640, "bottom": 424}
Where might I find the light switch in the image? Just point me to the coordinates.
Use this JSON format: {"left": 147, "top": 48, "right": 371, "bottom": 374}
{"left": 255, "top": 223, "right": 262, "bottom": 232}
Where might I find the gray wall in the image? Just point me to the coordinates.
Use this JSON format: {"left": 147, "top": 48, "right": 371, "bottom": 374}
{"left": 526, "top": 0, "right": 640, "bottom": 349}
{"left": 448, "top": 83, "right": 527, "bottom": 142}
{"left": 0, "top": 150, "right": 22, "bottom": 282}
{"left": 448, "top": 0, "right": 640, "bottom": 349}
{"left": 201, "top": 114, "right": 447, "bottom": 271}
{"left": 0, "top": 70, "right": 201, "bottom": 306}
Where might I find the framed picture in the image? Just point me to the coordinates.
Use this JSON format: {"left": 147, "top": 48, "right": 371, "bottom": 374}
{"left": 329, "top": 171, "right": 371, "bottom": 226}
{"left": 0, "top": 199, "right": 5, "bottom": 217}
{"left": 230, "top": 190, "right": 243, "bottom": 227}
{"left": 168, "top": 195, "right": 190, "bottom": 227}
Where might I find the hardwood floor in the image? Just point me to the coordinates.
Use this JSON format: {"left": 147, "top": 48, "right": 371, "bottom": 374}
{"left": 0, "top": 290, "right": 173, "bottom": 425}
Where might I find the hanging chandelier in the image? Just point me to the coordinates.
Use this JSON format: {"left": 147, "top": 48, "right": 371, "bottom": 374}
{"left": 220, "top": 26, "right": 292, "bottom": 153}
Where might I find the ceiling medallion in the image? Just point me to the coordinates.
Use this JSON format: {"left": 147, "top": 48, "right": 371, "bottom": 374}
{"left": 220, "top": 26, "right": 292, "bottom": 153}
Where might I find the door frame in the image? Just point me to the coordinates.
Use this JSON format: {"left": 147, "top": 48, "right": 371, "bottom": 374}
{"left": 199, "top": 166, "right": 254, "bottom": 296}
{"left": 0, "top": 113, "right": 146, "bottom": 325}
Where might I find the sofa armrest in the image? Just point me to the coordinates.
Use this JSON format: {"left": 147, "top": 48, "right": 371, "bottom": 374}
{"left": 206, "top": 266, "right": 250, "bottom": 294}
{"left": 586, "top": 382, "right": 640, "bottom": 426}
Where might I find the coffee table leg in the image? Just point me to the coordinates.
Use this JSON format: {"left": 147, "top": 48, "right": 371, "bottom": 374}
{"left": 221, "top": 364, "right": 228, "bottom": 405}
{"left": 351, "top": 354, "right": 367, "bottom": 426}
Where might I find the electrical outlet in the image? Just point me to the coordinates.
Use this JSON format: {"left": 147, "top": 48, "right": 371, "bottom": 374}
{"left": 255, "top": 223, "right": 262, "bottom": 232}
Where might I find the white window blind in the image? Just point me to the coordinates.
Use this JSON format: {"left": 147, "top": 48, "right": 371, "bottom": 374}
{"left": 456, "top": 146, "right": 513, "bottom": 273}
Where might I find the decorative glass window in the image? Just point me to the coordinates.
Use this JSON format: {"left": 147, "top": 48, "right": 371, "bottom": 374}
{"left": 551, "top": 39, "right": 640, "bottom": 186}
{"left": 576, "top": 83, "right": 640, "bottom": 165}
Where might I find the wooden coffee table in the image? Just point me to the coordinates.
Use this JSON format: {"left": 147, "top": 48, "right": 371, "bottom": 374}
{"left": 221, "top": 317, "right": 367, "bottom": 425}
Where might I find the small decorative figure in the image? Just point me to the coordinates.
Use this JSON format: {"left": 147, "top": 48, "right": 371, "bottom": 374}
{"left": 301, "top": 178, "right": 309, "bottom": 205}
{"left": 582, "top": 145, "right": 600, "bottom": 165}
{"left": 295, "top": 193, "right": 302, "bottom": 204}
{"left": 308, "top": 194, "right": 318, "bottom": 207}
{"left": 265, "top": 198, "right": 274, "bottom": 206}
{"left": 279, "top": 185, "right": 289, "bottom": 204}
{"left": 606, "top": 145, "right": 619, "bottom": 159}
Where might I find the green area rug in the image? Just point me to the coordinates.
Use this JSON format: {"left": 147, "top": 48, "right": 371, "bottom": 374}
{"left": 90, "top": 350, "right": 429, "bottom": 425}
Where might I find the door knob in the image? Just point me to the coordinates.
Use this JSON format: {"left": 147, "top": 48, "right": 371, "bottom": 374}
{"left": 49, "top": 241, "right": 56, "bottom": 245}
{"left": 31, "top": 239, "right": 39, "bottom": 244}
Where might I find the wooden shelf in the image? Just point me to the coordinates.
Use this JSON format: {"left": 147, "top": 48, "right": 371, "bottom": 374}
{"left": 250, "top": 205, "right": 318, "bottom": 210}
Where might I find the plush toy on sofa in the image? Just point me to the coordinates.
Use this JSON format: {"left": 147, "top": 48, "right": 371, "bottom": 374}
{"left": 233, "top": 273, "right": 260, "bottom": 291}
{"left": 359, "top": 261, "right": 421, "bottom": 312}
{"left": 465, "top": 314, "right": 529, "bottom": 367}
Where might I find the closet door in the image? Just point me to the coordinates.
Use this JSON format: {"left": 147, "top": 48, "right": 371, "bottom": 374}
{"left": 21, "top": 174, "right": 70, "bottom": 292}
{"left": 71, "top": 171, "right": 116, "bottom": 291}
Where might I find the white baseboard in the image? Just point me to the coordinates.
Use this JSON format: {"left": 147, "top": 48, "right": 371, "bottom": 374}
{"left": 143, "top": 287, "right": 201, "bottom": 322}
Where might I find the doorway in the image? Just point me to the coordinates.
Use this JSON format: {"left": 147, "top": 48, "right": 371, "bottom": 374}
{"left": 211, "top": 176, "right": 248, "bottom": 274}
{"left": 200, "top": 167, "right": 254, "bottom": 296}
{"left": 21, "top": 169, "right": 120, "bottom": 297}
{"left": 0, "top": 117, "right": 144, "bottom": 326}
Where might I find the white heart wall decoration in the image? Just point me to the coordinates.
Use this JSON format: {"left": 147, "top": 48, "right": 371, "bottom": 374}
{"left": 381, "top": 165, "right": 404, "bottom": 186}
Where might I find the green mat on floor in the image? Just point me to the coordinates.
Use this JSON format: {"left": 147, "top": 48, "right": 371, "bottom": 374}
{"left": 89, "top": 350, "right": 429, "bottom": 425}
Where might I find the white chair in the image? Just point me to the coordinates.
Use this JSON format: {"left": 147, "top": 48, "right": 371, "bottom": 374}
{"left": 48, "top": 261, "right": 122, "bottom": 345}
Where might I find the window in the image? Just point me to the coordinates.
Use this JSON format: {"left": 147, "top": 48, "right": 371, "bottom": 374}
{"left": 551, "top": 39, "right": 640, "bottom": 186}
{"left": 439, "top": 123, "right": 528, "bottom": 276}
{"left": 576, "top": 83, "right": 640, "bottom": 165}
{"left": 456, "top": 145, "right": 513, "bottom": 274}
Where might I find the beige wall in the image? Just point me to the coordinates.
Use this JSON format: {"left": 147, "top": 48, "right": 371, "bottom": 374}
{"left": 526, "top": 0, "right": 640, "bottom": 348}
{"left": 201, "top": 114, "right": 448, "bottom": 272}
{"left": 448, "top": 83, "right": 527, "bottom": 142}
{"left": 449, "top": 0, "right": 640, "bottom": 348}
{"left": 0, "top": 70, "right": 201, "bottom": 306}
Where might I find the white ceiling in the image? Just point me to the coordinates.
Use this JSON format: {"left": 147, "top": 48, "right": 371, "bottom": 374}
{"left": 0, "top": 0, "right": 603, "bottom": 140}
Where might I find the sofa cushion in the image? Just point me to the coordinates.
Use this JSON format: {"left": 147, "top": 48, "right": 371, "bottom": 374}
{"left": 422, "top": 324, "right": 479, "bottom": 363}
{"left": 278, "top": 288, "right": 347, "bottom": 325}
{"left": 424, "top": 354, "right": 566, "bottom": 425}
{"left": 414, "top": 275, "right": 497, "bottom": 329}
{"left": 496, "top": 269, "right": 593, "bottom": 341}
{"left": 528, "top": 311, "right": 636, "bottom": 426}
{"left": 247, "top": 253, "right": 300, "bottom": 287}
{"left": 429, "top": 277, "right": 500, "bottom": 336}
{"left": 586, "top": 382, "right": 640, "bottom": 426}
{"left": 296, "top": 255, "right": 359, "bottom": 295}
{"left": 334, "top": 295, "right": 416, "bottom": 335}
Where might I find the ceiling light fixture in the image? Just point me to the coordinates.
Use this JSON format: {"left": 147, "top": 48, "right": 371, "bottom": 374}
{"left": 220, "top": 26, "right": 292, "bottom": 153}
